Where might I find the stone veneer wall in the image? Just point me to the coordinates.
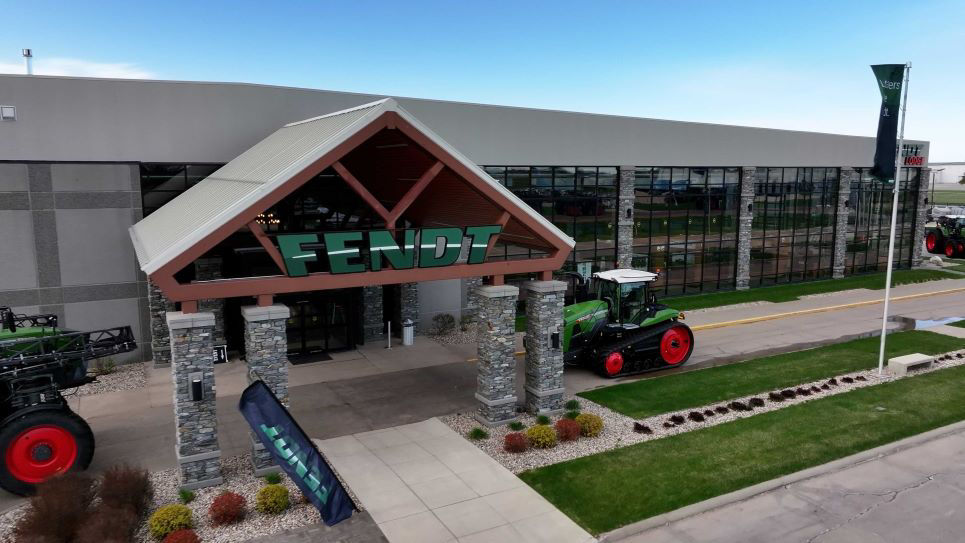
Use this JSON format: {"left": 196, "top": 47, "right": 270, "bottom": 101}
{"left": 400, "top": 282, "right": 419, "bottom": 334}
{"left": 242, "top": 304, "right": 290, "bottom": 475}
{"left": 362, "top": 286, "right": 384, "bottom": 341}
{"left": 149, "top": 281, "right": 174, "bottom": 367}
{"left": 464, "top": 277, "right": 483, "bottom": 321}
{"left": 833, "top": 168, "right": 855, "bottom": 278}
{"left": 168, "top": 311, "right": 223, "bottom": 489}
{"left": 523, "top": 281, "right": 566, "bottom": 415}
{"left": 617, "top": 166, "right": 636, "bottom": 269}
{"left": 911, "top": 167, "right": 930, "bottom": 267}
{"left": 195, "top": 258, "right": 226, "bottom": 346}
{"left": 474, "top": 285, "right": 519, "bottom": 426}
{"left": 735, "top": 167, "right": 757, "bottom": 290}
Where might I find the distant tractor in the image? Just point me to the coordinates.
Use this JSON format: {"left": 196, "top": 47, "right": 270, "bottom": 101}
{"left": 0, "top": 307, "right": 136, "bottom": 495}
{"left": 925, "top": 214, "right": 965, "bottom": 258}
{"left": 562, "top": 269, "right": 694, "bottom": 377}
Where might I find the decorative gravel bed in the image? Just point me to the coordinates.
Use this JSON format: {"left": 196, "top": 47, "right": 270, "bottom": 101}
{"left": 444, "top": 348, "right": 965, "bottom": 474}
{"left": 69, "top": 361, "right": 147, "bottom": 396}
{"left": 428, "top": 322, "right": 479, "bottom": 345}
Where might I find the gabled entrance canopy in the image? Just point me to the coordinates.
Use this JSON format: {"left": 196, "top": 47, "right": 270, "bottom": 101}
{"left": 130, "top": 98, "right": 574, "bottom": 306}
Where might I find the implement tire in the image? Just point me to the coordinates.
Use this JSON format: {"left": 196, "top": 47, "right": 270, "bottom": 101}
{"left": 0, "top": 409, "right": 94, "bottom": 495}
{"left": 925, "top": 230, "right": 944, "bottom": 254}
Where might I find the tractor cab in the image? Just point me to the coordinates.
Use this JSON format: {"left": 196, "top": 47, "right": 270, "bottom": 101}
{"left": 591, "top": 269, "right": 660, "bottom": 327}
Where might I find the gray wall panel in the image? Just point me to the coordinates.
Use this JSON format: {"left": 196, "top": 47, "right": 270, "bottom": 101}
{"left": 0, "top": 163, "right": 28, "bottom": 191}
{"left": 63, "top": 298, "right": 142, "bottom": 363}
{"left": 51, "top": 163, "right": 135, "bottom": 192}
{"left": 418, "top": 279, "right": 463, "bottom": 332}
{"left": 55, "top": 208, "right": 136, "bottom": 286}
{"left": 0, "top": 210, "right": 39, "bottom": 290}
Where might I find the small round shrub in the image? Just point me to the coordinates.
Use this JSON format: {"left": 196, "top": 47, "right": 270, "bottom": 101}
{"left": 749, "top": 397, "right": 765, "bottom": 407}
{"left": 554, "top": 419, "right": 581, "bottom": 441}
{"left": 256, "top": 484, "right": 290, "bottom": 514}
{"left": 468, "top": 427, "right": 489, "bottom": 440}
{"left": 504, "top": 432, "right": 528, "bottom": 453}
{"left": 178, "top": 489, "right": 195, "bottom": 504}
{"left": 209, "top": 491, "right": 246, "bottom": 526}
{"left": 564, "top": 399, "right": 581, "bottom": 411}
{"left": 633, "top": 422, "right": 652, "bottom": 434}
{"left": 729, "top": 401, "right": 749, "bottom": 411}
{"left": 149, "top": 504, "right": 193, "bottom": 540}
{"left": 164, "top": 529, "right": 201, "bottom": 543}
{"left": 687, "top": 411, "right": 705, "bottom": 422}
{"left": 781, "top": 389, "right": 796, "bottom": 399}
{"left": 536, "top": 415, "right": 551, "bottom": 425}
{"left": 703, "top": 409, "right": 715, "bottom": 417}
{"left": 432, "top": 313, "right": 456, "bottom": 334}
{"left": 508, "top": 421, "right": 525, "bottom": 431}
{"left": 525, "top": 425, "right": 557, "bottom": 448}
{"left": 669, "top": 414, "right": 685, "bottom": 424}
{"left": 574, "top": 413, "right": 604, "bottom": 437}
{"left": 841, "top": 376, "right": 854, "bottom": 384}
{"left": 715, "top": 406, "right": 730, "bottom": 414}
{"left": 768, "top": 392, "right": 784, "bottom": 402}
{"left": 663, "top": 422, "right": 674, "bottom": 428}
{"left": 810, "top": 385, "right": 822, "bottom": 392}
{"left": 263, "top": 472, "right": 282, "bottom": 485}
{"left": 563, "top": 410, "right": 580, "bottom": 420}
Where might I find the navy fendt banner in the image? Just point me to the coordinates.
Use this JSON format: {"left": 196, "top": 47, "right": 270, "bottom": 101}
{"left": 239, "top": 380, "right": 354, "bottom": 526}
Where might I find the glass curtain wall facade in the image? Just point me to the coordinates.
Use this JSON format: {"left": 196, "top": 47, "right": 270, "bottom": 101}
{"left": 845, "top": 167, "right": 920, "bottom": 274}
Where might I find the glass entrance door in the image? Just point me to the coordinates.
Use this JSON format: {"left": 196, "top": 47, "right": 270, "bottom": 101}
{"left": 281, "top": 290, "right": 356, "bottom": 358}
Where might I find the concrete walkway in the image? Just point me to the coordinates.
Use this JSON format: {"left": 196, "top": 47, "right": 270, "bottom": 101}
{"left": 314, "top": 418, "right": 593, "bottom": 543}
{"left": 615, "top": 422, "right": 965, "bottom": 543}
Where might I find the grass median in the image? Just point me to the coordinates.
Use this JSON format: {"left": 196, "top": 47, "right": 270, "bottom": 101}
{"left": 662, "top": 269, "right": 959, "bottom": 312}
{"left": 522, "top": 362, "right": 965, "bottom": 535}
{"left": 578, "top": 330, "right": 964, "bottom": 419}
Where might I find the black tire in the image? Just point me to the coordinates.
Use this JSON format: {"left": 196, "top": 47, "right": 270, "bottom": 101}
{"left": 925, "top": 229, "right": 945, "bottom": 254}
{"left": 0, "top": 409, "right": 94, "bottom": 496}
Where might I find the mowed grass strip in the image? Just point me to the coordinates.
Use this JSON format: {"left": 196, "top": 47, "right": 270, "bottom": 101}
{"left": 578, "top": 330, "right": 963, "bottom": 419}
{"left": 522, "top": 363, "right": 965, "bottom": 535}
{"left": 663, "top": 269, "right": 959, "bottom": 311}
{"left": 950, "top": 320, "right": 965, "bottom": 329}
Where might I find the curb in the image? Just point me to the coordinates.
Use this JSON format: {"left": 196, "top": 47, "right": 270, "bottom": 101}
{"left": 597, "top": 418, "right": 965, "bottom": 542}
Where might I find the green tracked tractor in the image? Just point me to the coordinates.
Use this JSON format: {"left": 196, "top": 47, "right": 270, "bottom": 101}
{"left": 0, "top": 307, "right": 136, "bottom": 495}
{"left": 562, "top": 269, "right": 694, "bottom": 377}
{"left": 925, "top": 213, "right": 965, "bottom": 258}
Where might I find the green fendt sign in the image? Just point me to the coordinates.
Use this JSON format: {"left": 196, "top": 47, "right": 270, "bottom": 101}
{"left": 277, "top": 226, "right": 501, "bottom": 276}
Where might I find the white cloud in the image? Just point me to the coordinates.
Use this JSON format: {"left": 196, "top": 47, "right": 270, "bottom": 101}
{"left": 0, "top": 57, "right": 154, "bottom": 79}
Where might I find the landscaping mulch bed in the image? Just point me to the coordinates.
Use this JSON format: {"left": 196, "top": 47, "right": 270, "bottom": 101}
{"left": 70, "top": 361, "right": 147, "bottom": 396}
{"left": 445, "top": 348, "right": 965, "bottom": 475}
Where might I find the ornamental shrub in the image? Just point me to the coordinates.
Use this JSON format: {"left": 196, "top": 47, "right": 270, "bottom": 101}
{"left": 209, "top": 491, "right": 247, "bottom": 526}
{"left": 749, "top": 397, "right": 765, "bottom": 407}
{"left": 536, "top": 415, "right": 551, "bottom": 425}
{"left": 99, "top": 464, "right": 153, "bottom": 517}
{"left": 715, "top": 406, "right": 730, "bottom": 414}
{"left": 263, "top": 471, "right": 282, "bottom": 484}
{"left": 148, "top": 504, "right": 193, "bottom": 540}
{"left": 768, "top": 392, "right": 784, "bottom": 402}
{"left": 178, "top": 488, "right": 195, "bottom": 504}
{"left": 75, "top": 505, "right": 138, "bottom": 543}
{"left": 669, "top": 414, "right": 685, "bottom": 424}
{"left": 432, "top": 313, "right": 456, "bottom": 334}
{"left": 564, "top": 399, "right": 581, "bottom": 410}
{"left": 508, "top": 421, "right": 525, "bottom": 431}
{"left": 554, "top": 419, "right": 581, "bottom": 442}
{"left": 468, "top": 427, "right": 489, "bottom": 440}
{"left": 574, "top": 413, "right": 604, "bottom": 437}
{"left": 687, "top": 411, "right": 705, "bottom": 422}
{"left": 14, "top": 473, "right": 94, "bottom": 543}
{"left": 563, "top": 410, "right": 580, "bottom": 420}
{"left": 503, "top": 432, "right": 528, "bottom": 453}
{"left": 525, "top": 425, "right": 557, "bottom": 448}
{"left": 703, "top": 409, "right": 715, "bottom": 417}
{"left": 163, "top": 529, "right": 201, "bottom": 543}
{"left": 256, "top": 484, "right": 290, "bottom": 514}
{"left": 633, "top": 422, "right": 652, "bottom": 434}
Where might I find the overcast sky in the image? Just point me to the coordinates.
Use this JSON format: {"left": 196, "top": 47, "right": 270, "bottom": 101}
{"left": 2, "top": 0, "right": 962, "bottom": 161}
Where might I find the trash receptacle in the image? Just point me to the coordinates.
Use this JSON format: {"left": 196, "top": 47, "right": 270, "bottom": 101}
{"left": 402, "top": 318, "right": 414, "bottom": 346}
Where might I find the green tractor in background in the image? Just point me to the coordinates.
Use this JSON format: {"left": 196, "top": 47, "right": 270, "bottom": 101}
{"left": 562, "top": 269, "right": 694, "bottom": 378}
{"left": 925, "top": 212, "right": 965, "bottom": 258}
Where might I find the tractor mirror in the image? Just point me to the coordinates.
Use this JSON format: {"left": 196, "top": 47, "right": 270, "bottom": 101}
{"left": 602, "top": 296, "right": 614, "bottom": 312}
{"left": 2, "top": 310, "right": 14, "bottom": 333}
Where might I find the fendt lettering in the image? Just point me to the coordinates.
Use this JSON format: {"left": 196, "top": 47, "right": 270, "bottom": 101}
{"left": 277, "top": 225, "right": 501, "bottom": 277}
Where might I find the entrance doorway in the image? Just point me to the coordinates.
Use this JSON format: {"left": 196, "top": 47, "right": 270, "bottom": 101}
{"left": 279, "top": 290, "right": 359, "bottom": 359}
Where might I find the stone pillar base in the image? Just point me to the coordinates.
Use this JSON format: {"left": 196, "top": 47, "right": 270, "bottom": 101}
{"left": 524, "top": 280, "right": 566, "bottom": 415}
{"left": 362, "top": 285, "right": 384, "bottom": 342}
{"left": 250, "top": 435, "right": 281, "bottom": 476}
{"left": 475, "top": 285, "right": 519, "bottom": 426}
{"left": 474, "top": 394, "right": 518, "bottom": 427}
{"left": 177, "top": 450, "right": 223, "bottom": 490}
{"left": 525, "top": 385, "right": 565, "bottom": 415}
{"left": 242, "top": 304, "right": 290, "bottom": 477}
{"left": 735, "top": 167, "right": 756, "bottom": 290}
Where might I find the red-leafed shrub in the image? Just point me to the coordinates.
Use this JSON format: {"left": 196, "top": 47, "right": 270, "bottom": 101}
{"left": 164, "top": 528, "right": 201, "bottom": 543}
{"left": 554, "top": 419, "right": 581, "bottom": 442}
{"left": 503, "top": 432, "right": 528, "bottom": 453}
{"left": 14, "top": 473, "right": 94, "bottom": 542}
{"left": 209, "top": 491, "right": 247, "bottom": 525}
{"left": 99, "top": 464, "right": 153, "bottom": 517}
{"left": 75, "top": 505, "right": 138, "bottom": 543}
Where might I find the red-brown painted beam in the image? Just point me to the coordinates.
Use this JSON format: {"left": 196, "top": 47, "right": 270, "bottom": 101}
{"left": 332, "top": 161, "right": 392, "bottom": 222}
{"left": 386, "top": 160, "right": 444, "bottom": 227}
{"left": 248, "top": 221, "right": 287, "bottom": 274}
{"left": 257, "top": 294, "right": 273, "bottom": 307}
{"left": 181, "top": 300, "right": 198, "bottom": 314}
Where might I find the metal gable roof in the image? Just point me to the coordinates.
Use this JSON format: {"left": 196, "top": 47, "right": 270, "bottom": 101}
{"left": 129, "top": 98, "right": 574, "bottom": 275}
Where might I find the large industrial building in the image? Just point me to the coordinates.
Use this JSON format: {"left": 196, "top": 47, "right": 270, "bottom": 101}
{"left": 1, "top": 74, "right": 931, "bottom": 366}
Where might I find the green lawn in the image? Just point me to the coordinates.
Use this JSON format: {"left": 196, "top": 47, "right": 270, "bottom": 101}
{"left": 578, "top": 330, "right": 963, "bottom": 419}
{"left": 933, "top": 189, "right": 965, "bottom": 205}
{"left": 950, "top": 320, "right": 965, "bottom": 329}
{"left": 662, "top": 269, "right": 959, "bottom": 312}
{"left": 522, "top": 363, "right": 965, "bottom": 534}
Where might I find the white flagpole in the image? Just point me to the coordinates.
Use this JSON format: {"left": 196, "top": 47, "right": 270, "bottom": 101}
{"left": 877, "top": 62, "right": 912, "bottom": 376}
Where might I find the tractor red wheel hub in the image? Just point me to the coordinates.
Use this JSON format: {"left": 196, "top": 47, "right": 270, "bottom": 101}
{"left": 946, "top": 243, "right": 956, "bottom": 257}
{"left": 5, "top": 425, "right": 78, "bottom": 483}
{"left": 604, "top": 352, "right": 624, "bottom": 376}
{"left": 925, "top": 232, "right": 937, "bottom": 251}
{"left": 660, "top": 326, "right": 691, "bottom": 365}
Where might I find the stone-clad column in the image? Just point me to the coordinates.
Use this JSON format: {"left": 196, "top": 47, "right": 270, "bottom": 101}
{"left": 832, "top": 168, "right": 854, "bottom": 279}
{"left": 464, "top": 277, "right": 483, "bottom": 322}
{"left": 195, "top": 258, "right": 226, "bottom": 346}
{"left": 400, "top": 282, "right": 419, "bottom": 334}
{"left": 242, "top": 304, "right": 290, "bottom": 476}
{"left": 149, "top": 281, "right": 175, "bottom": 367}
{"left": 524, "top": 281, "right": 567, "bottom": 415}
{"left": 362, "top": 286, "right": 384, "bottom": 341}
{"left": 168, "top": 311, "right": 223, "bottom": 489}
{"left": 474, "top": 285, "right": 519, "bottom": 426}
{"left": 617, "top": 166, "right": 636, "bottom": 269}
{"left": 735, "top": 167, "right": 757, "bottom": 290}
{"left": 911, "top": 168, "right": 930, "bottom": 267}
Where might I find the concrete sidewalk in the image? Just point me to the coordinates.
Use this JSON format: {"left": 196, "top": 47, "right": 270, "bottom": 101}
{"left": 614, "top": 421, "right": 965, "bottom": 543}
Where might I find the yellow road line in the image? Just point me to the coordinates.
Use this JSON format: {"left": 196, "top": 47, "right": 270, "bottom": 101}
{"left": 464, "top": 286, "right": 965, "bottom": 362}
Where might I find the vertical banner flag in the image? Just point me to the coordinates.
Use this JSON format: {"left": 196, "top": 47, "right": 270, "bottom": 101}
{"left": 870, "top": 64, "right": 906, "bottom": 182}
{"left": 239, "top": 380, "right": 354, "bottom": 526}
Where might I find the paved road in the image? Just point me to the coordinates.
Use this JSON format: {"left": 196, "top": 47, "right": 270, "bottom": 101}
{"left": 618, "top": 423, "right": 965, "bottom": 543}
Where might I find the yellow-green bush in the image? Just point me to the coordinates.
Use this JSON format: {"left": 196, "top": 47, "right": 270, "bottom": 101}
{"left": 525, "top": 424, "right": 557, "bottom": 449}
{"left": 148, "top": 504, "right": 193, "bottom": 540}
{"left": 256, "top": 484, "right": 290, "bottom": 514}
{"left": 575, "top": 413, "right": 604, "bottom": 437}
